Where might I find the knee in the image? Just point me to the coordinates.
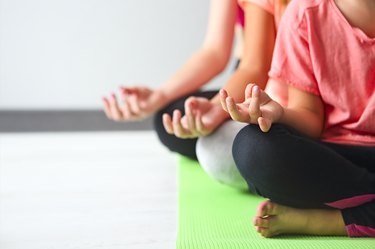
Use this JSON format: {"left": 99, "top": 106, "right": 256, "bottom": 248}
{"left": 233, "top": 125, "right": 262, "bottom": 170}
{"left": 196, "top": 121, "right": 247, "bottom": 190}
{"left": 232, "top": 125, "right": 287, "bottom": 188}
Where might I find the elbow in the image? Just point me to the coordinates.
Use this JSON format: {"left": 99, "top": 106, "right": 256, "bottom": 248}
{"left": 213, "top": 51, "right": 231, "bottom": 72}
{"left": 201, "top": 46, "right": 231, "bottom": 73}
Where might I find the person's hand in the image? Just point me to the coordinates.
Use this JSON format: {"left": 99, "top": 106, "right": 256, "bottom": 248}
{"left": 162, "top": 97, "right": 228, "bottom": 139}
{"left": 220, "top": 83, "right": 284, "bottom": 132}
{"left": 102, "top": 86, "right": 166, "bottom": 121}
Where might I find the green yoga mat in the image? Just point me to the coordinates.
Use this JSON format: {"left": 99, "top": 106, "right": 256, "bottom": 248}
{"left": 176, "top": 156, "right": 374, "bottom": 249}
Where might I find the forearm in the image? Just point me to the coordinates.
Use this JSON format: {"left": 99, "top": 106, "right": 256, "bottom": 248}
{"left": 279, "top": 107, "right": 324, "bottom": 138}
{"left": 158, "top": 48, "right": 227, "bottom": 105}
{"left": 212, "top": 0, "right": 275, "bottom": 105}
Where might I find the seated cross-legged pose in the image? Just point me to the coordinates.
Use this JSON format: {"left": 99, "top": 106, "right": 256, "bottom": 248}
{"left": 162, "top": 0, "right": 290, "bottom": 190}
{"left": 221, "top": 0, "right": 375, "bottom": 237}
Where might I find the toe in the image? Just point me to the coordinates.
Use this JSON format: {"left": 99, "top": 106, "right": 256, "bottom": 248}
{"left": 253, "top": 216, "right": 270, "bottom": 228}
{"left": 256, "top": 200, "right": 275, "bottom": 217}
{"left": 258, "top": 227, "right": 271, "bottom": 237}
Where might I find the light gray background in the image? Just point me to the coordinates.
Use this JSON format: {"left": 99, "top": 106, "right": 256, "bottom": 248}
{"left": 0, "top": 0, "right": 236, "bottom": 110}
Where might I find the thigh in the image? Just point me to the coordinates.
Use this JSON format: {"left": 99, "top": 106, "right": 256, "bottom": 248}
{"left": 232, "top": 124, "right": 375, "bottom": 209}
{"left": 323, "top": 142, "right": 375, "bottom": 173}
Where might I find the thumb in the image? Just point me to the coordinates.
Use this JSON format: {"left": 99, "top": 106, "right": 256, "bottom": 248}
{"left": 258, "top": 117, "right": 272, "bottom": 133}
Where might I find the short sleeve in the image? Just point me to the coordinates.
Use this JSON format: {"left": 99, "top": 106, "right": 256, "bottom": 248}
{"left": 238, "top": 0, "right": 274, "bottom": 15}
{"left": 268, "top": 1, "right": 319, "bottom": 95}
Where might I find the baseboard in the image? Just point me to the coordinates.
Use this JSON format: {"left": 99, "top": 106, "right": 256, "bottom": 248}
{"left": 0, "top": 110, "right": 153, "bottom": 132}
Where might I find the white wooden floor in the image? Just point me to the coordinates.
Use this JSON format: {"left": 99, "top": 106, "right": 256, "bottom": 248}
{"left": 0, "top": 131, "right": 177, "bottom": 249}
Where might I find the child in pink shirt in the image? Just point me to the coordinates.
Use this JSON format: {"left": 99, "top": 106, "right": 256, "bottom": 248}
{"left": 222, "top": 0, "right": 375, "bottom": 238}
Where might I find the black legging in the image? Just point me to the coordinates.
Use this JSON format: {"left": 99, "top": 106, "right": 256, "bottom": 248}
{"left": 232, "top": 124, "right": 375, "bottom": 237}
{"left": 153, "top": 90, "right": 218, "bottom": 160}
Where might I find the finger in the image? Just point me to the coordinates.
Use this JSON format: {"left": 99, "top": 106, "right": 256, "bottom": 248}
{"left": 173, "top": 110, "right": 188, "bottom": 138}
{"left": 219, "top": 89, "right": 229, "bottom": 112}
{"left": 245, "top": 83, "right": 255, "bottom": 99}
{"left": 162, "top": 113, "right": 174, "bottom": 134}
{"left": 248, "top": 86, "right": 262, "bottom": 122}
{"left": 127, "top": 94, "right": 142, "bottom": 115}
{"left": 119, "top": 98, "right": 132, "bottom": 120}
{"left": 102, "top": 97, "right": 112, "bottom": 119}
{"left": 185, "top": 98, "right": 196, "bottom": 132}
{"left": 120, "top": 86, "right": 137, "bottom": 95}
{"left": 226, "top": 96, "right": 243, "bottom": 121}
{"left": 120, "top": 89, "right": 137, "bottom": 119}
{"left": 258, "top": 117, "right": 272, "bottom": 132}
{"left": 109, "top": 93, "right": 123, "bottom": 121}
{"left": 195, "top": 111, "right": 207, "bottom": 136}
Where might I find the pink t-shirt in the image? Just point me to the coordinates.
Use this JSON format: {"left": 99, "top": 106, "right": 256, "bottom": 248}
{"left": 269, "top": 0, "right": 375, "bottom": 146}
{"left": 238, "top": 0, "right": 287, "bottom": 28}
{"left": 237, "top": 4, "right": 245, "bottom": 27}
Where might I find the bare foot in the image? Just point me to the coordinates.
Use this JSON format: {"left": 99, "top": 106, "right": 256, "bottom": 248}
{"left": 253, "top": 200, "right": 347, "bottom": 237}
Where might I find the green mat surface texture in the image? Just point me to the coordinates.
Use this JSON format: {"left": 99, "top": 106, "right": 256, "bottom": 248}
{"left": 177, "top": 156, "right": 375, "bottom": 249}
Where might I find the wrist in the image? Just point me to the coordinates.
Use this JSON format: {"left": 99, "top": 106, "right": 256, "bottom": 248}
{"left": 212, "top": 101, "right": 230, "bottom": 123}
{"left": 278, "top": 106, "right": 287, "bottom": 124}
{"left": 153, "top": 89, "right": 171, "bottom": 110}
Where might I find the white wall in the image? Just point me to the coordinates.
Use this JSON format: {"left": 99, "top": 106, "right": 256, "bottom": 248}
{"left": 0, "top": 0, "right": 235, "bottom": 110}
